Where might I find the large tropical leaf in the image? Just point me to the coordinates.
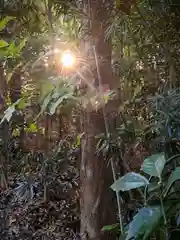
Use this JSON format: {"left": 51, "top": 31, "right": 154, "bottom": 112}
{"left": 110, "top": 172, "right": 149, "bottom": 192}
{"left": 141, "top": 153, "right": 166, "bottom": 178}
{"left": 49, "top": 92, "right": 77, "bottom": 115}
{"left": 126, "top": 206, "right": 162, "bottom": 240}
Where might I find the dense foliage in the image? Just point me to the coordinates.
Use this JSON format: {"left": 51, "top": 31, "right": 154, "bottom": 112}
{"left": 1, "top": 0, "right": 180, "bottom": 239}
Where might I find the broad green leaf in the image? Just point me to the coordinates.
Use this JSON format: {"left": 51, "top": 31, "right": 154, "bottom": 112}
{"left": 49, "top": 94, "right": 70, "bottom": 115}
{"left": 141, "top": 153, "right": 166, "bottom": 178}
{"left": 0, "top": 40, "right": 8, "bottom": 48}
{"left": 0, "top": 16, "right": 15, "bottom": 32}
{"left": 126, "top": 206, "right": 162, "bottom": 240}
{"left": 49, "top": 93, "right": 77, "bottom": 115}
{"left": 110, "top": 172, "right": 149, "bottom": 192}
{"left": 163, "top": 167, "right": 180, "bottom": 197}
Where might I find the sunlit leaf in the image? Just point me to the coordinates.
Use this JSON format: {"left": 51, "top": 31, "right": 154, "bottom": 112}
{"left": 29, "top": 123, "right": 38, "bottom": 132}
{"left": 6, "top": 42, "right": 21, "bottom": 57}
{"left": 110, "top": 172, "right": 149, "bottom": 192}
{"left": 7, "top": 72, "right": 13, "bottom": 82}
{"left": 0, "top": 105, "right": 16, "bottom": 123}
{"left": 101, "top": 223, "right": 119, "bottom": 232}
{"left": 16, "top": 38, "right": 27, "bottom": 52}
{"left": 25, "top": 123, "right": 38, "bottom": 133}
{"left": 49, "top": 93, "right": 77, "bottom": 115}
{"left": 0, "top": 39, "right": 8, "bottom": 48}
{"left": 16, "top": 98, "right": 26, "bottom": 109}
{"left": 141, "top": 153, "right": 166, "bottom": 178}
{"left": 0, "top": 99, "right": 21, "bottom": 123}
{"left": 0, "top": 16, "right": 15, "bottom": 32}
{"left": 12, "top": 127, "right": 20, "bottom": 137}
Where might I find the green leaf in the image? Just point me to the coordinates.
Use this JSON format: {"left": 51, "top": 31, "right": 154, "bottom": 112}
{"left": 126, "top": 206, "right": 162, "bottom": 240}
{"left": 101, "top": 223, "right": 119, "bottom": 232}
{"left": 74, "top": 134, "right": 81, "bottom": 147}
{"left": 7, "top": 72, "right": 13, "bottom": 82}
{"left": 29, "top": 123, "right": 38, "bottom": 132}
{"left": 41, "top": 92, "right": 52, "bottom": 113}
{"left": 0, "top": 39, "right": 8, "bottom": 48}
{"left": 0, "top": 16, "right": 15, "bottom": 32}
{"left": 16, "top": 98, "right": 26, "bottom": 109}
{"left": 49, "top": 93, "right": 77, "bottom": 115}
{"left": 16, "top": 38, "right": 27, "bottom": 52}
{"left": 6, "top": 42, "right": 20, "bottom": 57}
{"left": 141, "top": 153, "right": 166, "bottom": 178}
{"left": 110, "top": 172, "right": 149, "bottom": 192}
{"left": 25, "top": 123, "right": 38, "bottom": 133}
{"left": 163, "top": 167, "right": 180, "bottom": 197}
{"left": 49, "top": 93, "right": 70, "bottom": 115}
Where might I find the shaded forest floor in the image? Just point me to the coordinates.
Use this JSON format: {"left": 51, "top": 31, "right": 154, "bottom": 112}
{"left": 0, "top": 147, "right": 80, "bottom": 240}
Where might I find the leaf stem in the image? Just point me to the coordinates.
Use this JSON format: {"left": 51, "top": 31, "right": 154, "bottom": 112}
{"left": 111, "top": 158, "right": 124, "bottom": 236}
{"left": 159, "top": 178, "right": 168, "bottom": 239}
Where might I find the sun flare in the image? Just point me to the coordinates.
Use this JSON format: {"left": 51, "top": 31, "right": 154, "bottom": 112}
{"left": 60, "top": 51, "right": 75, "bottom": 68}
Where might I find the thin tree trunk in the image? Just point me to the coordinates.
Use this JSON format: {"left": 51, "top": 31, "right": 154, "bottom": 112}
{"left": 80, "top": 1, "right": 117, "bottom": 239}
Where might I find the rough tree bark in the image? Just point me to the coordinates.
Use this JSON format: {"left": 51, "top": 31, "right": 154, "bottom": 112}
{"left": 80, "top": 1, "right": 117, "bottom": 240}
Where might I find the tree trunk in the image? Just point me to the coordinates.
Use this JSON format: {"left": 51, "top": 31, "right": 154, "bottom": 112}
{"left": 80, "top": 1, "right": 117, "bottom": 240}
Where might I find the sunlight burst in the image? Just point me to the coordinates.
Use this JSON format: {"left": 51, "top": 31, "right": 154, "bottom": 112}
{"left": 60, "top": 51, "right": 75, "bottom": 68}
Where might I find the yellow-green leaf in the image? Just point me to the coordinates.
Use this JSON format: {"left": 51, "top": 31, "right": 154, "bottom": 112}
{"left": 29, "top": 123, "right": 38, "bottom": 132}
{"left": 0, "top": 39, "right": 8, "bottom": 48}
{"left": 0, "top": 16, "right": 15, "bottom": 32}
